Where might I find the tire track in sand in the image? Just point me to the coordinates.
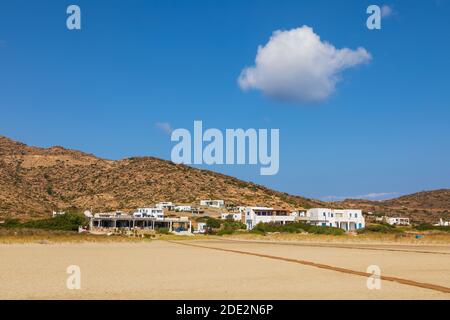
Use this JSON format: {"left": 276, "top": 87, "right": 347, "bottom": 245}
{"left": 207, "top": 238, "right": 450, "bottom": 255}
{"left": 166, "top": 240, "right": 450, "bottom": 294}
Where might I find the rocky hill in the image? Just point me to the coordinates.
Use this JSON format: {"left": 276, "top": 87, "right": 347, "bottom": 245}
{"left": 1, "top": 135, "right": 448, "bottom": 223}
{"left": 336, "top": 190, "right": 450, "bottom": 223}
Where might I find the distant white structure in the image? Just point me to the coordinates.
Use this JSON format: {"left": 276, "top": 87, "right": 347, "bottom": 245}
{"left": 155, "top": 202, "right": 175, "bottom": 211}
{"left": 384, "top": 217, "right": 410, "bottom": 226}
{"left": 435, "top": 218, "right": 450, "bottom": 227}
{"left": 221, "top": 212, "right": 242, "bottom": 221}
{"left": 132, "top": 208, "right": 164, "bottom": 220}
{"left": 52, "top": 211, "right": 65, "bottom": 217}
{"left": 175, "top": 205, "right": 192, "bottom": 212}
{"left": 200, "top": 199, "right": 225, "bottom": 209}
{"left": 299, "top": 208, "right": 365, "bottom": 231}
{"left": 94, "top": 211, "right": 128, "bottom": 218}
{"left": 244, "top": 207, "right": 296, "bottom": 230}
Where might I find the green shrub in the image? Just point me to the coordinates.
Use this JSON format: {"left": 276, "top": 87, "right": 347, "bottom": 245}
{"left": 206, "top": 217, "right": 221, "bottom": 229}
{"left": 415, "top": 223, "right": 450, "bottom": 233}
{"left": 217, "top": 229, "right": 234, "bottom": 236}
{"left": 251, "top": 222, "right": 344, "bottom": 235}
{"left": 307, "top": 225, "right": 345, "bottom": 235}
{"left": 0, "top": 212, "right": 88, "bottom": 232}
{"left": 222, "top": 221, "right": 246, "bottom": 231}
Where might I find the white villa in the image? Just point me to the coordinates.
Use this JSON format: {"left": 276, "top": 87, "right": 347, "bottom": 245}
{"left": 299, "top": 208, "right": 365, "bottom": 231}
{"left": 221, "top": 212, "right": 242, "bottom": 221}
{"left": 200, "top": 199, "right": 225, "bottom": 208}
{"left": 155, "top": 202, "right": 175, "bottom": 211}
{"left": 175, "top": 205, "right": 192, "bottom": 212}
{"left": 132, "top": 207, "right": 164, "bottom": 220}
{"left": 384, "top": 216, "right": 410, "bottom": 226}
{"left": 435, "top": 218, "right": 450, "bottom": 227}
{"left": 244, "top": 207, "right": 297, "bottom": 230}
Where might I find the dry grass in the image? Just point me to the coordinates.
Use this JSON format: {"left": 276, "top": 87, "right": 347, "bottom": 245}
{"left": 219, "top": 232, "right": 450, "bottom": 245}
{"left": 2, "top": 227, "right": 449, "bottom": 245}
{"left": 0, "top": 228, "right": 150, "bottom": 244}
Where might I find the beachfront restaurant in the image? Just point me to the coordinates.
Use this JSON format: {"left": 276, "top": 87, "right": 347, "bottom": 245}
{"left": 90, "top": 212, "right": 192, "bottom": 234}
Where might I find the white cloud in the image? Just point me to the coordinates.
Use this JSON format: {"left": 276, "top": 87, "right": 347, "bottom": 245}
{"left": 381, "top": 5, "right": 394, "bottom": 18}
{"left": 238, "top": 26, "right": 371, "bottom": 104}
{"left": 155, "top": 122, "right": 173, "bottom": 135}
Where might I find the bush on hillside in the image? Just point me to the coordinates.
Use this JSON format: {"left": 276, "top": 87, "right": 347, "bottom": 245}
{"left": 357, "top": 223, "right": 402, "bottom": 234}
{"left": 0, "top": 212, "right": 88, "bottom": 232}
{"left": 415, "top": 223, "right": 450, "bottom": 233}
{"left": 251, "top": 222, "right": 344, "bottom": 235}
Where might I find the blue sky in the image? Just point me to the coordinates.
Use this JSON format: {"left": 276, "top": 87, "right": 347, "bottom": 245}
{"left": 1, "top": 0, "right": 449, "bottom": 201}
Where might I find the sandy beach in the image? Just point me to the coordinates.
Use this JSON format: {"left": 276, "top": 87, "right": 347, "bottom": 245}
{"left": 0, "top": 239, "right": 449, "bottom": 300}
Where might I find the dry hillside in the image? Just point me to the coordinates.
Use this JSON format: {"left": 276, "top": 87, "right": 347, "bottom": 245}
{"left": 336, "top": 190, "right": 450, "bottom": 223}
{"left": 1, "top": 136, "right": 448, "bottom": 223}
{"left": 0, "top": 136, "right": 322, "bottom": 219}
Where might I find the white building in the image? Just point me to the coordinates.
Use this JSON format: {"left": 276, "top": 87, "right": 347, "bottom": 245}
{"left": 52, "top": 211, "right": 65, "bottom": 217}
{"left": 175, "top": 205, "right": 192, "bottom": 212}
{"left": 244, "top": 207, "right": 296, "bottom": 230}
{"left": 132, "top": 208, "right": 164, "bottom": 220}
{"left": 435, "top": 218, "right": 450, "bottom": 227}
{"left": 299, "top": 208, "right": 365, "bottom": 231}
{"left": 200, "top": 199, "right": 225, "bottom": 208}
{"left": 194, "top": 222, "right": 207, "bottom": 234}
{"left": 221, "top": 212, "right": 242, "bottom": 221}
{"left": 385, "top": 217, "right": 410, "bottom": 226}
{"left": 94, "top": 211, "right": 128, "bottom": 218}
{"left": 155, "top": 202, "right": 175, "bottom": 211}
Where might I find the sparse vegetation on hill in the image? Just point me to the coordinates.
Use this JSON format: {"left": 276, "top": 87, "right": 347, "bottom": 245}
{"left": 0, "top": 212, "right": 88, "bottom": 231}
{"left": 0, "top": 135, "right": 449, "bottom": 223}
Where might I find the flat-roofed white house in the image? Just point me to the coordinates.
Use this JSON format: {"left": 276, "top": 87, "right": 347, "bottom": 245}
{"left": 299, "top": 208, "right": 365, "bottom": 231}
{"left": 175, "top": 205, "right": 192, "bottom": 212}
{"left": 94, "top": 211, "right": 128, "bottom": 218}
{"left": 244, "top": 207, "right": 297, "bottom": 230}
{"left": 200, "top": 199, "right": 225, "bottom": 208}
{"left": 385, "top": 217, "right": 410, "bottom": 226}
{"left": 132, "top": 207, "right": 164, "bottom": 220}
{"left": 155, "top": 202, "right": 175, "bottom": 211}
{"left": 221, "top": 212, "right": 242, "bottom": 221}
